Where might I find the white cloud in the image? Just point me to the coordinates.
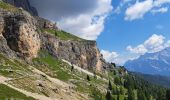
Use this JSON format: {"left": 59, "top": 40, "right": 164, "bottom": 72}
{"left": 153, "top": 0, "right": 170, "bottom": 6}
{"left": 144, "top": 34, "right": 165, "bottom": 52}
{"left": 114, "top": 6, "right": 121, "bottom": 14}
{"left": 113, "top": 54, "right": 138, "bottom": 66}
{"left": 29, "top": 0, "right": 113, "bottom": 40}
{"left": 113, "top": 0, "right": 132, "bottom": 14}
{"left": 101, "top": 50, "right": 139, "bottom": 65}
{"left": 58, "top": 13, "right": 108, "bottom": 40}
{"left": 127, "top": 45, "right": 148, "bottom": 54}
{"left": 151, "top": 7, "right": 168, "bottom": 14}
{"left": 125, "top": 0, "right": 170, "bottom": 21}
{"left": 126, "top": 34, "right": 170, "bottom": 54}
{"left": 125, "top": 0, "right": 153, "bottom": 20}
{"left": 101, "top": 50, "right": 119, "bottom": 63}
{"left": 165, "top": 40, "right": 170, "bottom": 47}
{"left": 123, "top": 0, "right": 132, "bottom": 3}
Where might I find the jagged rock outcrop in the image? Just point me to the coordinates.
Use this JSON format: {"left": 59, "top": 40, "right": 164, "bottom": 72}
{"left": 2, "top": 0, "right": 38, "bottom": 16}
{"left": 0, "top": 9, "right": 17, "bottom": 58}
{"left": 0, "top": 3, "right": 110, "bottom": 72}
{"left": 0, "top": 26, "right": 16, "bottom": 58}
{"left": 0, "top": 9, "right": 40, "bottom": 59}
{"left": 35, "top": 17, "right": 58, "bottom": 30}
{"left": 40, "top": 33, "right": 108, "bottom": 71}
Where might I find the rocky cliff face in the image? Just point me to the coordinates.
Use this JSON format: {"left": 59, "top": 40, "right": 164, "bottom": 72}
{"left": 4, "top": 13, "right": 40, "bottom": 59}
{"left": 0, "top": 2, "right": 110, "bottom": 72}
{"left": 2, "top": 0, "right": 38, "bottom": 15}
{"left": 40, "top": 33, "right": 108, "bottom": 71}
{"left": 0, "top": 9, "right": 40, "bottom": 59}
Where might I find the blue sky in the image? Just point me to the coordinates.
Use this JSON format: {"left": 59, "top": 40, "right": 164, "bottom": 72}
{"left": 97, "top": 7, "right": 170, "bottom": 52}
{"left": 30, "top": 0, "right": 170, "bottom": 65}
{"left": 97, "top": 0, "right": 170, "bottom": 65}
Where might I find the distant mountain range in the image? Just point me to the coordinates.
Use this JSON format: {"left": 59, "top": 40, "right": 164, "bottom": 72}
{"left": 125, "top": 47, "right": 170, "bottom": 76}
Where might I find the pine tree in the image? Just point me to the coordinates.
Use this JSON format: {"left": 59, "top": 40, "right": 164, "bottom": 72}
{"left": 157, "top": 89, "right": 166, "bottom": 100}
{"left": 120, "top": 86, "right": 125, "bottom": 95}
{"left": 166, "top": 89, "right": 170, "bottom": 100}
{"left": 106, "top": 90, "right": 112, "bottom": 100}
{"left": 117, "top": 95, "right": 119, "bottom": 100}
{"left": 113, "top": 70, "right": 117, "bottom": 75}
{"left": 108, "top": 80, "right": 112, "bottom": 91}
{"left": 128, "top": 88, "right": 135, "bottom": 100}
{"left": 137, "top": 90, "right": 147, "bottom": 100}
{"left": 114, "top": 77, "right": 121, "bottom": 85}
{"left": 87, "top": 75, "right": 90, "bottom": 81}
{"left": 116, "top": 87, "right": 120, "bottom": 95}
{"left": 71, "top": 65, "right": 74, "bottom": 71}
{"left": 54, "top": 31, "right": 58, "bottom": 36}
{"left": 111, "top": 62, "right": 116, "bottom": 67}
{"left": 112, "top": 86, "right": 117, "bottom": 95}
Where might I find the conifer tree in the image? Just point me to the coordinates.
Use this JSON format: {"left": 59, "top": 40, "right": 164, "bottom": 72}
{"left": 108, "top": 80, "right": 112, "bottom": 91}
{"left": 106, "top": 90, "right": 112, "bottom": 100}
{"left": 87, "top": 75, "right": 90, "bottom": 81}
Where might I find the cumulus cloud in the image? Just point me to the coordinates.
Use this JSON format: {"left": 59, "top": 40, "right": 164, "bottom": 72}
{"left": 153, "top": 0, "right": 170, "bottom": 6}
{"left": 125, "top": 0, "right": 153, "bottom": 20}
{"left": 151, "top": 7, "right": 168, "bottom": 14}
{"left": 127, "top": 45, "right": 148, "bottom": 54}
{"left": 29, "top": 0, "right": 113, "bottom": 40}
{"left": 114, "top": 6, "right": 121, "bottom": 14}
{"left": 113, "top": 0, "right": 133, "bottom": 14}
{"left": 165, "top": 40, "right": 170, "bottom": 47}
{"left": 125, "top": 0, "right": 170, "bottom": 20}
{"left": 144, "top": 34, "right": 165, "bottom": 52}
{"left": 101, "top": 50, "right": 118, "bottom": 63}
{"left": 126, "top": 34, "right": 170, "bottom": 54}
{"left": 101, "top": 50, "right": 138, "bottom": 65}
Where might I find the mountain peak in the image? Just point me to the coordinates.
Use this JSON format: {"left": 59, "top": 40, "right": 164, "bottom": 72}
{"left": 125, "top": 47, "right": 170, "bottom": 76}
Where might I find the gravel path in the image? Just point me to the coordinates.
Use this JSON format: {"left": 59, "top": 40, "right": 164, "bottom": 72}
{"left": 0, "top": 76, "right": 8, "bottom": 83}
{"left": 62, "top": 59, "right": 107, "bottom": 81}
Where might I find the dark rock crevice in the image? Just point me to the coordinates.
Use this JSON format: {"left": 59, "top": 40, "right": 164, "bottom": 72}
{"left": 2, "top": 15, "right": 21, "bottom": 52}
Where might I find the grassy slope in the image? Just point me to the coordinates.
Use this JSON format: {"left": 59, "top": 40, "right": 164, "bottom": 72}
{"left": 0, "top": 54, "right": 32, "bottom": 78}
{"left": 32, "top": 50, "right": 129, "bottom": 100}
{"left": 0, "top": 1, "right": 19, "bottom": 12}
{"left": 32, "top": 50, "right": 108, "bottom": 99}
{"left": 0, "top": 50, "right": 166, "bottom": 100}
{"left": 42, "top": 29, "right": 87, "bottom": 41}
{"left": 0, "top": 84, "right": 35, "bottom": 100}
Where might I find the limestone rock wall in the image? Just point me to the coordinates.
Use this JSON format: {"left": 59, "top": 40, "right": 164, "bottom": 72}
{"left": 0, "top": 10, "right": 40, "bottom": 59}
{"left": 0, "top": 7, "right": 110, "bottom": 72}
{"left": 40, "top": 32, "right": 108, "bottom": 72}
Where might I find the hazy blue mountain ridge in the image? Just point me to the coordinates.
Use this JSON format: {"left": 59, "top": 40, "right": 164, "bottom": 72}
{"left": 125, "top": 47, "right": 170, "bottom": 76}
